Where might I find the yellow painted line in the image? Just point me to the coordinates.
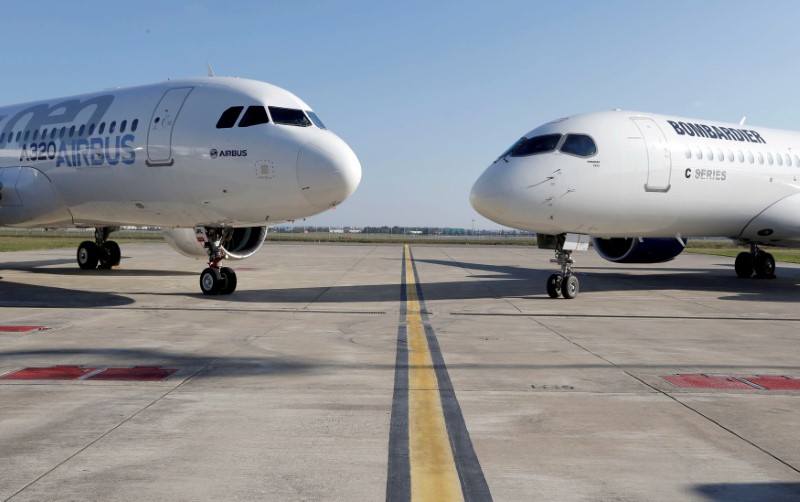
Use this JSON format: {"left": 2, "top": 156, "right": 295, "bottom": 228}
{"left": 405, "top": 244, "right": 463, "bottom": 502}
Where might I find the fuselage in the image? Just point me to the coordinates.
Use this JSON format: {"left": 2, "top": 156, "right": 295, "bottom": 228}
{"left": 0, "top": 77, "right": 361, "bottom": 229}
{"left": 471, "top": 110, "right": 800, "bottom": 246}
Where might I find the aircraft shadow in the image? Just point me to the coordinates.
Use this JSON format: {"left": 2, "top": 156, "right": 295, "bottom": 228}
{"left": 692, "top": 482, "right": 800, "bottom": 501}
{"left": 0, "top": 281, "right": 134, "bottom": 308}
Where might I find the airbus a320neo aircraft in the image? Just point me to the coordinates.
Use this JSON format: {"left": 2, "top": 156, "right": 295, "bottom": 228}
{"left": 0, "top": 76, "right": 361, "bottom": 295}
{"left": 471, "top": 110, "right": 800, "bottom": 299}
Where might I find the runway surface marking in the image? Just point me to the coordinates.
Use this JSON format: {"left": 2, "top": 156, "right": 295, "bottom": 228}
{"left": 387, "top": 245, "right": 491, "bottom": 502}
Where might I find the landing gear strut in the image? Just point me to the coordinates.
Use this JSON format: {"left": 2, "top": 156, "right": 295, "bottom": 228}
{"left": 77, "top": 227, "right": 121, "bottom": 270}
{"left": 546, "top": 236, "right": 580, "bottom": 299}
{"left": 735, "top": 243, "right": 775, "bottom": 279}
{"left": 197, "top": 227, "right": 237, "bottom": 295}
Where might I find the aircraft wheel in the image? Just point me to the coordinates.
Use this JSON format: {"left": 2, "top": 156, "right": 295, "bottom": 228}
{"left": 734, "top": 252, "right": 754, "bottom": 278}
{"left": 562, "top": 275, "right": 579, "bottom": 299}
{"left": 219, "top": 267, "right": 238, "bottom": 295}
{"left": 546, "top": 273, "right": 562, "bottom": 298}
{"left": 200, "top": 267, "right": 223, "bottom": 295}
{"left": 754, "top": 252, "right": 775, "bottom": 278}
{"left": 77, "top": 241, "right": 100, "bottom": 270}
{"left": 99, "top": 241, "right": 121, "bottom": 269}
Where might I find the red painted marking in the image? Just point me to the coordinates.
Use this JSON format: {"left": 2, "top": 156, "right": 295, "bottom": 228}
{"left": 662, "top": 374, "right": 755, "bottom": 390}
{"left": 742, "top": 376, "right": 800, "bottom": 390}
{"left": 235, "top": 267, "right": 258, "bottom": 271}
{"left": 86, "top": 367, "right": 177, "bottom": 381}
{"left": 1, "top": 366, "right": 98, "bottom": 380}
{"left": 0, "top": 326, "right": 48, "bottom": 333}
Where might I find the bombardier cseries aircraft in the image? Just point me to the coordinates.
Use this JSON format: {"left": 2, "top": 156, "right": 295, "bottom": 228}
{"left": 0, "top": 77, "right": 361, "bottom": 295}
{"left": 471, "top": 110, "right": 800, "bottom": 299}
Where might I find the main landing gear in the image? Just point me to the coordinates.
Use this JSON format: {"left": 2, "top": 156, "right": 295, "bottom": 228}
{"left": 546, "top": 247, "right": 580, "bottom": 300}
{"left": 77, "top": 227, "right": 121, "bottom": 270}
{"left": 198, "top": 227, "right": 237, "bottom": 295}
{"left": 734, "top": 243, "right": 776, "bottom": 279}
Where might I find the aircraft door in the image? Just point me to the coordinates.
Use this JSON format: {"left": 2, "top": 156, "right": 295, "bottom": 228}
{"left": 631, "top": 117, "right": 672, "bottom": 192}
{"left": 146, "top": 87, "right": 193, "bottom": 166}
{"left": 0, "top": 167, "right": 22, "bottom": 206}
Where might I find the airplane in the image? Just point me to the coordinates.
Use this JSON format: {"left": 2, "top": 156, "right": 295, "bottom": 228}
{"left": 470, "top": 110, "right": 800, "bottom": 299}
{"left": 0, "top": 76, "right": 361, "bottom": 295}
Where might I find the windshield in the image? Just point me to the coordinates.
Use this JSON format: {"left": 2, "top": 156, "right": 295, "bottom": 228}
{"left": 509, "top": 134, "right": 562, "bottom": 157}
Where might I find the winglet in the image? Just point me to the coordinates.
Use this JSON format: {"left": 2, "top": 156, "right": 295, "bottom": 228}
{"left": 207, "top": 63, "right": 216, "bottom": 78}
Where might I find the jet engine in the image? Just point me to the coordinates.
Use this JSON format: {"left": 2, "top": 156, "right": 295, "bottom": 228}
{"left": 163, "top": 227, "right": 268, "bottom": 260}
{"left": 592, "top": 237, "right": 685, "bottom": 263}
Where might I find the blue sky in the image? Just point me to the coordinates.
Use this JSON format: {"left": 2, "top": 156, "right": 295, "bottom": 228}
{"left": 4, "top": 1, "right": 800, "bottom": 228}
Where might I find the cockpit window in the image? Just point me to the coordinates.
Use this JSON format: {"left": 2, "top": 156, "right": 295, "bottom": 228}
{"left": 559, "top": 134, "right": 597, "bottom": 157}
{"left": 268, "top": 107, "right": 311, "bottom": 127}
{"left": 238, "top": 106, "right": 270, "bottom": 127}
{"left": 216, "top": 106, "right": 244, "bottom": 129}
{"left": 509, "top": 134, "right": 562, "bottom": 157}
{"left": 306, "top": 111, "right": 327, "bottom": 129}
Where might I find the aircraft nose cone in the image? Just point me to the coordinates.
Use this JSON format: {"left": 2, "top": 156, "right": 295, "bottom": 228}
{"left": 297, "top": 135, "right": 362, "bottom": 210}
{"left": 470, "top": 165, "right": 510, "bottom": 221}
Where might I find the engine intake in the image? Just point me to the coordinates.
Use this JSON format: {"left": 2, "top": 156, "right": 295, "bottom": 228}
{"left": 592, "top": 237, "right": 685, "bottom": 263}
{"left": 163, "top": 227, "right": 267, "bottom": 260}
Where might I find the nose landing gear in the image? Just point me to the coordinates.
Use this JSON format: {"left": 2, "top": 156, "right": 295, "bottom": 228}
{"left": 735, "top": 243, "right": 776, "bottom": 279}
{"left": 76, "top": 227, "right": 121, "bottom": 270}
{"left": 197, "top": 227, "right": 238, "bottom": 295}
{"left": 546, "top": 247, "right": 580, "bottom": 299}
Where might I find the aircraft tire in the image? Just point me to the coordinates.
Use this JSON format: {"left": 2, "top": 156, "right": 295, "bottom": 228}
{"left": 200, "top": 267, "right": 223, "bottom": 295}
{"left": 99, "top": 241, "right": 121, "bottom": 269}
{"left": 219, "top": 267, "right": 237, "bottom": 295}
{"left": 562, "top": 275, "right": 579, "bottom": 299}
{"left": 546, "top": 273, "right": 562, "bottom": 298}
{"left": 734, "top": 252, "right": 754, "bottom": 278}
{"left": 754, "top": 252, "right": 776, "bottom": 278}
{"left": 77, "top": 241, "right": 100, "bottom": 270}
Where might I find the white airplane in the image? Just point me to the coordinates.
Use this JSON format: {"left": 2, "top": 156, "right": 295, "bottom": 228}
{"left": 471, "top": 110, "right": 800, "bottom": 299}
{"left": 0, "top": 77, "right": 361, "bottom": 295}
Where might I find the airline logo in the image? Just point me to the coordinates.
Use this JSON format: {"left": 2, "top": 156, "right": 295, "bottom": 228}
{"left": 4, "top": 95, "right": 136, "bottom": 167}
{"left": 667, "top": 120, "right": 767, "bottom": 144}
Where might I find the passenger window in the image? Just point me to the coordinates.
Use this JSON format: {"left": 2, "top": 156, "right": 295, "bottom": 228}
{"left": 560, "top": 134, "right": 597, "bottom": 157}
{"left": 131, "top": 119, "right": 138, "bottom": 132}
{"left": 767, "top": 153, "right": 774, "bottom": 165}
{"left": 69, "top": 126, "right": 75, "bottom": 137}
{"left": 88, "top": 124, "right": 95, "bottom": 135}
{"left": 42, "top": 128, "right": 48, "bottom": 139}
{"left": 0, "top": 133, "right": 5, "bottom": 142}
{"left": 16, "top": 132, "right": 21, "bottom": 142}
{"left": 24, "top": 131, "right": 30, "bottom": 141}
{"left": 79, "top": 125, "right": 85, "bottom": 136}
{"left": 33, "top": 130, "right": 39, "bottom": 141}
{"left": 268, "top": 107, "right": 312, "bottom": 127}
{"left": 120, "top": 120, "right": 127, "bottom": 133}
{"left": 683, "top": 145, "right": 691, "bottom": 159}
{"left": 726, "top": 150, "right": 734, "bottom": 162}
{"left": 747, "top": 151, "right": 754, "bottom": 164}
{"left": 757, "top": 152, "right": 764, "bottom": 164}
{"left": 238, "top": 106, "right": 270, "bottom": 127}
{"left": 216, "top": 106, "right": 244, "bottom": 129}
{"left": 706, "top": 148, "right": 714, "bottom": 161}
{"left": 51, "top": 129, "right": 57, "bottom": 140}
{"left": 795, "top": 155, "right": 800, "bottom": 166}
{"left": 307, "top": 111, "right": 327, "bottom": 129}
{"left": 737, "top": 150, "right": 744, "bottom": 163}
{"left": 694, "top": 146, "right": 702, "bottom": 159}
{"left": 716, "top": 148, "right": 724, "bottom": 162}
{"left": 785, "top": 154, "right": 792, "bottom": 167}
{"left": 777, "top": 153, "right": 783, "bottom": 166}
{"left": 110, "top": 121, "right": 116, "bottom": 134}
{"left": 99, "top": 123, "right": 105, "bottom": 135}
{"left": 510, "top": 134, "right": 562, "bottom": 157}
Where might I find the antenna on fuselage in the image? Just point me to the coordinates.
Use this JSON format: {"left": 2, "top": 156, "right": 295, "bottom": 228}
{"left": 207, "top": 63, "right": 216, "bottom": 78}
{"left": 739, "top": 116, "right": 747, "bottom": 125}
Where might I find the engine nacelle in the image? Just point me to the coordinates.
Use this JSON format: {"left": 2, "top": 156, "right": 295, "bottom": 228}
{"left": 592, "top": 237, "right": 685, "bottom": 263}
{"left": 163, "top": 227, "right": 267, "bottom": 260}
